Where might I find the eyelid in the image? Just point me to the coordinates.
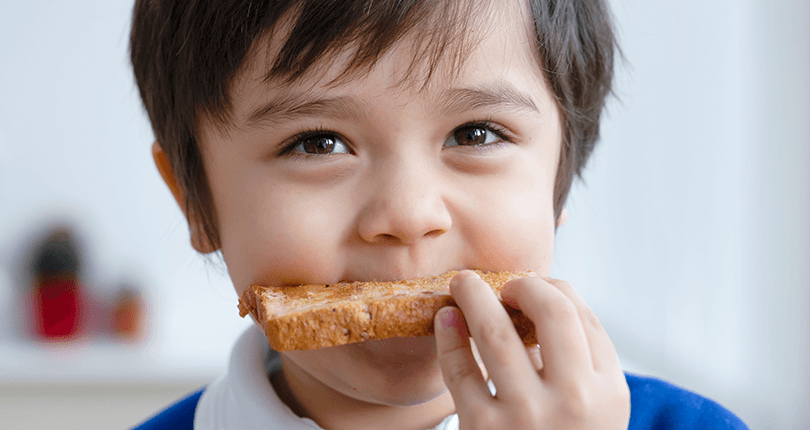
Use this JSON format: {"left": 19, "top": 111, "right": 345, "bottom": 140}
{"left": 276, "top": 127, "right": 352, "bottom": 158}
{"left": 472, "top": 120, "right": 513, "bottom": 142}
{"left": 447, "top": 119, "right": 517, "bottom": 147}
{"left": 274, "top": 119, "right": 517, "bottom": 158}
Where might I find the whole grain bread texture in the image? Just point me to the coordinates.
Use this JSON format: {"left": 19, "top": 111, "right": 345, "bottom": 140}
{"left": 238, "top": 270, "right": 537, "bottom": 351}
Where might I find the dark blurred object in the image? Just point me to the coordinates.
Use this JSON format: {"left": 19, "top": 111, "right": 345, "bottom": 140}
{"left": 112, "top": 286, "right": 144, "bottom": 341}
{"left": 29, "top": 228, "right": 84, "bottom": 340}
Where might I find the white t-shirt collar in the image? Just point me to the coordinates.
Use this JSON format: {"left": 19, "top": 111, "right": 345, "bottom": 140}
{"left": 194, "top": 325, "right": 460, "bottom": 430}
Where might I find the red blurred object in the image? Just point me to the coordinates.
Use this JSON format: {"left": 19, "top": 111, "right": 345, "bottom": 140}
{"left": 29, "top": 227, "right": 85, "bottom": 341}
{"left": 32, "top": 275, "right": 82, "bottom": 339}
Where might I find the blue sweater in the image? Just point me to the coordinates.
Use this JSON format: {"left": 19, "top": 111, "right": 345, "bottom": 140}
{"left": 134, "top": 373, "right": 748, "bottom": 429}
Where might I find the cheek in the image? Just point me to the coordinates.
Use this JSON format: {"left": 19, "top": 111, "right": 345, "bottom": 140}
{"left": 458, "top": 159, "right": 557, "bottom": 276}
{"left": 471, "top": 194, "right": 555, "bottom": 275}
{"left": 215, "top": 179, "right": 352, "bottom": 295}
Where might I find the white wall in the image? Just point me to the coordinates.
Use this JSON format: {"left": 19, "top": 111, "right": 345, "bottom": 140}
{"left": 0, "top": 1, "right": 250, "bottom": 378}
{"left": 552, "top": 0, "right": 810, "bottom": 428}
{"left": 1, "top": 1, "right": 807, "bottom": 428}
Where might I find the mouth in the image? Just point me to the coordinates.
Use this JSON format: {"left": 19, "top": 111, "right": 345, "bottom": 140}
{"left": 242, "top": 268, "right": 535, "bottom": 352}
{"left": 337, "top": 267, "right": 477, "bottom": 284}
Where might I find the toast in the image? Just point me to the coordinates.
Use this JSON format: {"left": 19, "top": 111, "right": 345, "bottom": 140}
{"left": 238, "top": 270, "right": 538, "bottom": 351}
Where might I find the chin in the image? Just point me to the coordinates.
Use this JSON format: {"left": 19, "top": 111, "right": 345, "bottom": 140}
{"left": 342, "top": 336, "right": 450, "bottom": 406}
{"left": 302, "top": 336, "right": 447, "bottom": 406}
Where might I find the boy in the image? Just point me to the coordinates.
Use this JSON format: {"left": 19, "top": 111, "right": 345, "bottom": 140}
{"left": 130, "top": 0, "right": 748, "bottom": 428}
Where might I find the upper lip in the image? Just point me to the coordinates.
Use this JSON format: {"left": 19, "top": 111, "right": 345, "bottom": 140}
{"left": 337, "top": 267, "right": 471, "bottom": 284}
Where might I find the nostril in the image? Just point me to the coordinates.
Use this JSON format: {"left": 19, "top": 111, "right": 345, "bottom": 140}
{"left": 358, "top": 201, "right": 452, "bottom": 244}
{"left": 425, "top": 228, "right": 447, "bottom": 237}
{"left": 374, "top": 233, "right": 399, "bottom": 243}
{"left": 371, "top": 229, "right": 445, "bottom": 244}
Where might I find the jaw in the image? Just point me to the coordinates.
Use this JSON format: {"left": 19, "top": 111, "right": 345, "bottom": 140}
{"left": 283, "top": 335, "right": 450, "bottom": 407}
{"left": 278, "top": 337, "right": 459, "bottom": 430}
{"left": 353, "top": 335, "right": 440, "bottom": 373}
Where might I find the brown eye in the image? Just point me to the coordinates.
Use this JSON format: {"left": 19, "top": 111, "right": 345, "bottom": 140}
{"left": 445, "top": 124, "right": 502, "bottom": 148}
{"left": 293, "top": 134, "right": 350, "bottom": 155}
{"left": 456, "top": 127, "right": 487, "bottom": 145}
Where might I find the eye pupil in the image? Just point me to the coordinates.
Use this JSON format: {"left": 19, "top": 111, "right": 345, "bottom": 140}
{"left": 455, "top": 127, "right": 488, "bottom": 146}
{"left": 302, "top": 136, "right": 336, "bottom": 154}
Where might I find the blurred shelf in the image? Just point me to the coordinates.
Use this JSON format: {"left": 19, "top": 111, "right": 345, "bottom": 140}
{"left": 0, "top": 378, "right": 205, "bottom": 430}
{"left": 0, "top": 338, "right": 221, "bottom": 385}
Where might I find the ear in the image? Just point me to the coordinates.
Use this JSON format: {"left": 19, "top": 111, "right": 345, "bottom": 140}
{"left": 556, "top": 208, "right": 568, "bottom": 228}
{"left": 152, "top": 142, "right": 218, "bottom": 253}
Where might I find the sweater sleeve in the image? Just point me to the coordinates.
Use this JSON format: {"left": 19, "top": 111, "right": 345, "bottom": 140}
{"left": 626, "top": 373, "right": 749, "bottom": 430}
{"left": 132, "top": 388, "right": 205, "bottom": 430}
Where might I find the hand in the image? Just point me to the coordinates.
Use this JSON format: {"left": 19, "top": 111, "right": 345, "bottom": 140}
{"left": 434, "top": 270, "right": 630, "bottom": 429}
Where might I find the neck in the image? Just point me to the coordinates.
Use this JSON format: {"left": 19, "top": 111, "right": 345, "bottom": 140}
{"left": 272, "top": 354, "right": 457, "bottom": 430}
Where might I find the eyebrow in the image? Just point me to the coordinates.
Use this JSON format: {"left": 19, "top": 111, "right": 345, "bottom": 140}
{"left": 436, "top": 83, "right": 540, "bottom": 116}
{"left": 244, "top": 82, "right": 540, "bottom": 128}
{"left": 245, "top": 94, "right": 372, "bottom": 127}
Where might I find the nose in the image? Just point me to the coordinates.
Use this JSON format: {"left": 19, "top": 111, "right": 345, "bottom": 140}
{"left": 357, "top": 157, "right": 452, "bottom": 245}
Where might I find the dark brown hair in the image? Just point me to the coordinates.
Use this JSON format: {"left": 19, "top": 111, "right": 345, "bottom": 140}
{"left": 130, "top": 0, "right": 617, "bottom": 251}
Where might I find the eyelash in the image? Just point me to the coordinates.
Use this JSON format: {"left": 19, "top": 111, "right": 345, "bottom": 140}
{"left": 276, "top": 119, "right": 515, "bottom": 158}
{"left": 276, "top": 126, "right": 343, "bottom": 158}
{"left": 455, "top": 119, "right": 514, "bottom": 146}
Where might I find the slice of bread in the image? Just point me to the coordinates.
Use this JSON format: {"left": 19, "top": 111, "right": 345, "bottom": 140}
{"left": 238, "top": 270, "right": 537, "bottom": 351}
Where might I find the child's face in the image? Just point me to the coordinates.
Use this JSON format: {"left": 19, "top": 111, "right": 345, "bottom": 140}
{"left": 197, "top": 3, "right": 561, "bottom": 407}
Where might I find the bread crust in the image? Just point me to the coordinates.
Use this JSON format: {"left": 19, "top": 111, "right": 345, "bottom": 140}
{"left": 238, "top": 270, "right": 537, "bottom": 351}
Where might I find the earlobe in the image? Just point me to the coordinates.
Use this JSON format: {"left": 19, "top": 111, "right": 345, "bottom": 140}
{"left": 556, "top": 208, "right": 568, "bottom": 228}
{"left": 152, "top": 142, "right": 185, "bottom": 213}
{"left": 151, "top": 142, "right": 218, "bottom": 253}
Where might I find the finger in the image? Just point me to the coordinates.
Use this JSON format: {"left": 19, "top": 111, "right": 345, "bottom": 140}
{"left": 500, "top": 276, "right": 592, "bottom": 383}
{"left": 544, "top": 278, "right": 621, "bottom": 373}
{"left": 526, "top": 344, "right": 544, "bottom": 372}
{"left": 449, "top": 271, "right": 538, "bottom": 401}
{"left": 434, "top": 306, "right": 492, "bottom": 410}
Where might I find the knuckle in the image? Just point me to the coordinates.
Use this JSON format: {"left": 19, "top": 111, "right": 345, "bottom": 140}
{"left": 511, "top": 400, "right": 543, "bottom": 426}
{"left": 507, "top": 275, "right": 536, "bottom": 290}
{"left": 542, "top": 295, "right": 578, "bottom": 322}
{"left": 583, "top": 307, "right": 603, "bottom": 330}
{"left": 464, "top": 408, "right": 498, "bottom": 429}
{"left": 547, "top": 278, "right": 573, "bottom": 290}
{"left": 437, "top": 335, "right": 467, "bottom": 356}
{"left": 599, "top": 378, "right": 632, "bottom": 424}
{"left": 559, "top": 382, "right": 593, "bottom": 419}
{"left": 614, "top": 379, "right": 632, "bottom": 409}
{"left": 443, "top": 358, "right": 480, "bottom": 387}
{"left": 475, "top": 319, "right": 515, "bottom": 349}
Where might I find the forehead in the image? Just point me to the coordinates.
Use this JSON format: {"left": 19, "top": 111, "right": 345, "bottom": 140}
{"left": 224, "top": 0, "right": 541, "bottom": 111}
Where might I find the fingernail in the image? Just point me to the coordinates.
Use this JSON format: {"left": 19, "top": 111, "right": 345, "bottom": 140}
{"left": 461, "top": 270, "right": 481, "bottom": 279}
{"left": 451, "top": 270, "right": 479, "bottom": 286}
{"left": 440, "top": 307, "right": 459, "bottom": 327}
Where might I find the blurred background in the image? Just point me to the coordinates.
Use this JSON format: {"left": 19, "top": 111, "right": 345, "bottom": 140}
{"left": 0, "top": 0, "right": 807, "bottom": 429}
